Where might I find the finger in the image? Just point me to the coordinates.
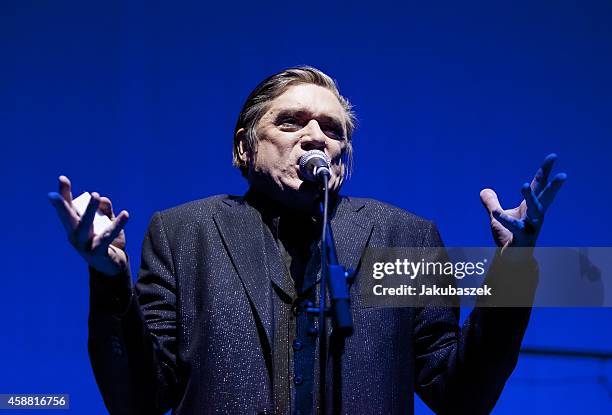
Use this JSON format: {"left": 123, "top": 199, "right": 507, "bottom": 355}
{"left": 48, "top": 192, "right": 79, "bottom": 231}
{"left": 538, "top": 172, "right": 567, "bottom": 211}
{"left": 98, "top": 210, "right": 129, "bottom": 247}
{"left": 75, "top": 192, "right": 100, "bottom": 245}
{"left": 98, "top": 196, "right": 115, "bottom": 219}
{"left": 530, "top": 153, "right": 557, "bottom": 196}
{"left": 492, "top": 210, "right": 524, "bottom": 234}
{"left": 480, "top": 188, "right": 503, "bottom": 218}
{"left": 58, "top": 175, "right": 73, "bottom": 205}
{"left": 521, "top": 182, "right": 543, "bottom": 220}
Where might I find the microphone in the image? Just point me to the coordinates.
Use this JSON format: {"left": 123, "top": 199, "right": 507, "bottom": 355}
{"left": 299, "top": 150, "right": 331, "bottom": 182}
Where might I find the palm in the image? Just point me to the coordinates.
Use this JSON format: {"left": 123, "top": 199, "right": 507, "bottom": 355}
{"left": 49, "top": 175, "right": 130, "bottom": 276}
{"left": 480, "top": 154, "right": 566, "bottom": 248}
{"left": 88, "top": 226, "right": 128, "bottom": 275}
{"left": 489, "top": 203, "right": 524, "bottom": 247}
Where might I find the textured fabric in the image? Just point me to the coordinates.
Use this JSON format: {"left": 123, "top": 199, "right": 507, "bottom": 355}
{"left": 269, "top": 228, "right": 319, "bottom": 415}
{"left": 273, "top": 217, "right": 319, "bottom": 415}
{"left": 248, "top": 190, "right": 321, "bottom": 414}
{"left": 88, "top": 193, "right": 538, "bottom": 415}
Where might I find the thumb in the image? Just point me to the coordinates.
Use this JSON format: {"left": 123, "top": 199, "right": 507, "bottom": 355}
{"left": 480, "top": 188, "right": 503, "bottom": 218}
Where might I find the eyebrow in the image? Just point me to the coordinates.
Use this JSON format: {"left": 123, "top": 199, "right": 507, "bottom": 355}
{"left": 274, "top": 109, "right": 345, "bottom": 132}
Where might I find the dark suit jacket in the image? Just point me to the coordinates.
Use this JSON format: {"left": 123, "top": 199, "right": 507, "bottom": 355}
{"left": 88, "top": 194, "right": 538, "bottom": 415}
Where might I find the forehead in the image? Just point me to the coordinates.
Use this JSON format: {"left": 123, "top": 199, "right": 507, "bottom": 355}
{"left": 265, "top": 83, "right": 345, "bottom": 119}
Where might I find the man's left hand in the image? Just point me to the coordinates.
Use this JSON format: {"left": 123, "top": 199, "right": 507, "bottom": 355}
{"left": 480, "top": 153, "right": 567, "bottom": 248}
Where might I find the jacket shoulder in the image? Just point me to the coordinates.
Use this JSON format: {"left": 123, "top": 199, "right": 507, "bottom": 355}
{"left": 344, "top": 196, "right": 432, "bottom": 227}
{"left": 161, "top": 194, "right": 235, "bottom": 216}
{"left": 152, "top": 194, "right": 239, "bottom": 229}
{"left": 343, "top": 196, "right": 441, "bottom": 246}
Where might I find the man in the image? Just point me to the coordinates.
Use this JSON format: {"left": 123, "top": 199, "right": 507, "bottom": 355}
{"left": 48, "top": 66, "right": 566, "bottom": 414}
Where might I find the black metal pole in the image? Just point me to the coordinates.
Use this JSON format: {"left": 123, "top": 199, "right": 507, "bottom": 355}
{"left": 318, "top": 173, "right": 329, "bottom": 415}
{"left": 315, "top": 172, "right": 354, "bottom": 413}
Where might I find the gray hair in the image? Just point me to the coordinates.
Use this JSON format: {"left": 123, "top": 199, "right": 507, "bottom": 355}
{"left": 232, "top": 66, "right": 356, "bottom": 178}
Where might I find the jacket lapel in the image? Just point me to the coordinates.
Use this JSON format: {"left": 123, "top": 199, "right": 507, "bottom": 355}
{"left": 212, "top": 198, "right": 273, "bottom": 348}
{"left": 331, "top": 197, "right": 374, "bottom": 278}
{"left": 323, "top": 197, "right": 374, "bottom": 341}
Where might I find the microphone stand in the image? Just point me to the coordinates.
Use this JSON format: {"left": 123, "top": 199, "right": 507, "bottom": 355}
{"left": 307, "top": 172, "right": 354, "bottom": 414}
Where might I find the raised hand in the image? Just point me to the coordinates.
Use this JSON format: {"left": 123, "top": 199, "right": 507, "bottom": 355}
{"left": 480, "top": 153, "right": 567, "bottom": 248}
{"left": 48, "top": 175, "right": 130, "bottom": 276}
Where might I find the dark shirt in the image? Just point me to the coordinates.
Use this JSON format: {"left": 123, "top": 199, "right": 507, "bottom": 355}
{"left": 247, "top": 190, "right": 323, "bottom": 415}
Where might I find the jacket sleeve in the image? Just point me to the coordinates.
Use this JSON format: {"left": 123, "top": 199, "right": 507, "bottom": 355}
{"left": 88, "top": 211, "right": 179, "bottom": 415}
{"left": 414, "top": 222, "right": 539, "bottom": 415}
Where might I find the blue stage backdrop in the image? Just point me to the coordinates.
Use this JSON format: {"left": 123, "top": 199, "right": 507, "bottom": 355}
{"left": 2, "top": 1, "right": 611, "bottom": 413}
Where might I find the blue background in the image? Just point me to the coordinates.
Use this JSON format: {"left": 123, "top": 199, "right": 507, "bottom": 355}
{"left": 2, "top": 0, "right": 611, "bottom": 413}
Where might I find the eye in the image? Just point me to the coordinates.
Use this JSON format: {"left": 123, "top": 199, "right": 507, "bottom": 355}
{"left": 325, "top": 130, "right": 342, "bottom": 139}
{"left": 278, "top": 117, "right": 302, "bottom": 131}
{"left": 323, "top": 126, "right": 344, "bottom": 140}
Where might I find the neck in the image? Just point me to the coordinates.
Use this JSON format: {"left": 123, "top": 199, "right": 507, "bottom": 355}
{"left": 246, "top": 185, "right": 338, "bottom": 218}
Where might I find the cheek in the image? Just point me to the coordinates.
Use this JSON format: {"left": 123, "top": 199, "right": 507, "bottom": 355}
{"left": 329, "top": 141, "right": 346, "bottom": 165}
{"left": 254, "top": 138, "right": 298, "bottom": 173}
{"left": 329, "top": 142, "right": 347, "bottom": 180}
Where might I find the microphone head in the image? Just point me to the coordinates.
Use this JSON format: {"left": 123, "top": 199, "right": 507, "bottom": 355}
{"left": 299, "top": 150, "right": 331, "bottom": 182}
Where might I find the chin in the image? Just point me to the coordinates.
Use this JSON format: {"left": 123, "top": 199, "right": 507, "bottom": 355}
{"left": 296, "top": 180, "right": 320, "bottom": 195}
{"left": 271, "top": 181, "right": 317, "bottom": 211}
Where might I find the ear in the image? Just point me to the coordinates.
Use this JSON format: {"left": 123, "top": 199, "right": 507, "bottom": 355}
{"left": 235, "top": 128, "right": 250, "bottom": 165}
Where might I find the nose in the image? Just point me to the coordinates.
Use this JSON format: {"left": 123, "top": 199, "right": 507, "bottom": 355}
{"left": 300, "top": 120, "right": 327, "bottom": 151}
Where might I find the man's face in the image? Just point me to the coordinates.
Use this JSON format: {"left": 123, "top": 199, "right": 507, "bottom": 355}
{"left": 245, "top": 83, "right": 348, "bottom": 211}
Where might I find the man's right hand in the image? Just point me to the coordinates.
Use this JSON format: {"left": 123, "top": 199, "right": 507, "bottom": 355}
{"left": 48, "top": 175, "right": 130, "bottom": 277}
